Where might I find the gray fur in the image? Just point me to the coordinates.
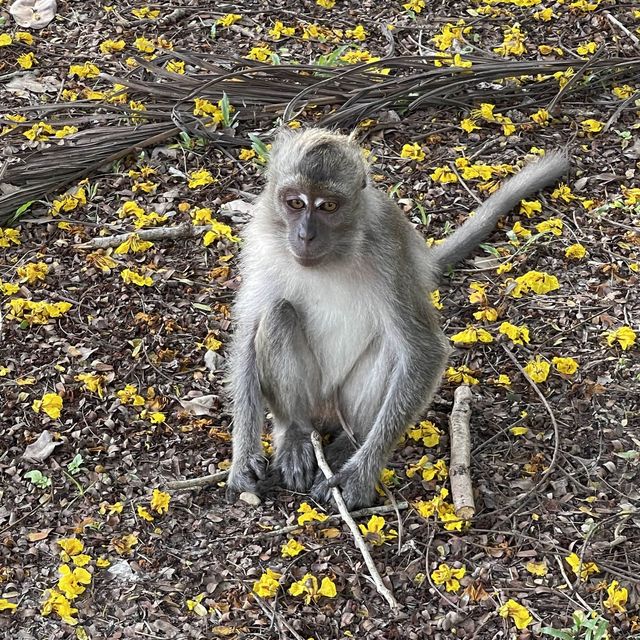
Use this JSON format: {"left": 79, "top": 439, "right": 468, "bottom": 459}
{"left": 226, "top": 128, "right": 568, "bottom": 509}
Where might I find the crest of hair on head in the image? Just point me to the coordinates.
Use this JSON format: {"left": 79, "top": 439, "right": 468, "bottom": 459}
{"left": 267, "top": 127, "right": 368, "bottom": 192}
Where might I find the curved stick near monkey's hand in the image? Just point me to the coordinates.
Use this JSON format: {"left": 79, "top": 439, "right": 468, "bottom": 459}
{"left": 311, "top": 430, "right": 400, "bottom": 612}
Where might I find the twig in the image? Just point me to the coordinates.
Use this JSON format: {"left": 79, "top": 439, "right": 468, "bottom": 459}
{"left": 448, "top": 385, "right": 476, "bottom": 520}
{"left": 252, "top": 593, "right": 307, "bottom": 640}
{"left": 604, "top": 11, "right": 640, "bottom": 48}
{"left": 166, "top": 470, "right": 228, "bottom": 490}
{"left": 311, "top": 430, "right": 399, "bottom": 612}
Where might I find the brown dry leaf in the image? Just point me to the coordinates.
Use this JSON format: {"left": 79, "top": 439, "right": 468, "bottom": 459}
{"left": 319, "top": 527, "right": 341, "bottom": 539}
{"left": 27, "top": 528, "right": 52, "bottom": 542}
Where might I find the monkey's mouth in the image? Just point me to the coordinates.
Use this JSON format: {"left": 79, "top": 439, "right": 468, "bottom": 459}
{"left": 292, "top": 252, "right": 325, "bottom": 267}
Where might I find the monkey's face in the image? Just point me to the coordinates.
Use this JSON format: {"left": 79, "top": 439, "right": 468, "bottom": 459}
{"left": 278, "top": 186, "right": 353, "bottom": 267}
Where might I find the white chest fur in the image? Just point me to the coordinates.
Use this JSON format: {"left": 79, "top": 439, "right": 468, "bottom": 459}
{"left": 284, "top": 265, "right": 382, "bottom": 393}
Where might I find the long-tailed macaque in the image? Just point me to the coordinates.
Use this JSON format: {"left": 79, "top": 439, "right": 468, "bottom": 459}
{"left": 226, "top": 128, "right": 568, "bottom": 509}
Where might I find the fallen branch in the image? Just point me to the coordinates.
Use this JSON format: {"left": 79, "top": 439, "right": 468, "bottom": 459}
{"left": 448, "top": 385, "right": 476, "bottom": 520}
{"left": 166, "top": 469, "right": 228, "bottom": 490}
{"left": 76, "top": 222, "right": 209, "bottom": 249}
{"left": 310, "top": 430, "right": 399, "bottom": 612}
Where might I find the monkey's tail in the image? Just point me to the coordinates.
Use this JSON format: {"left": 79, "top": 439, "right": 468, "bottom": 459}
{"left": 431, "top": 150, "right": 569, "bottom": 274}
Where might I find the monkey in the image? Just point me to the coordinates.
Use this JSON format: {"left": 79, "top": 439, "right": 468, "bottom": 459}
{"left": 225, "top": 127, "right": 568, "bottom": 510}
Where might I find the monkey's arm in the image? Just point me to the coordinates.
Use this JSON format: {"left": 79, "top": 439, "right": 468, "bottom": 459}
{"left": 430, "top": 151, "right": 569, "bottom": 274}
{"left": 226, "top": 318, "right": 267, "bottom": 497}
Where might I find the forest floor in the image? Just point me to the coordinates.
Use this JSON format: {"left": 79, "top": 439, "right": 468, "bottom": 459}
{"left": 1, "top": 0, "right": 639, "bottom": 638}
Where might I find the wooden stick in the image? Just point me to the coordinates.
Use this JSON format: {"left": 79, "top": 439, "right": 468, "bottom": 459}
{"left": 448, "top": 385, "right": 476, "bottom": 520}
{"left": 166, "top": 470, "right": 228, "bottom": 490}
{"left": 310, "top": 430, "right": 399, "bottom": 612}
{"left": 75, "top": 222, "right": 208, "bottom": 249}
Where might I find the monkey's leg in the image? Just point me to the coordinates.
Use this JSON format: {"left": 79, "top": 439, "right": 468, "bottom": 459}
{"left": 313, "top": 335, "right": 450, "bottom": 509}
{"left": 255, "top": 299, "right": 322, "bottom": 493}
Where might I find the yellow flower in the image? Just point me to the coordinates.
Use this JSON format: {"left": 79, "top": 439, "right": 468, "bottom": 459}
{"left": 203, "top": 220, "right": 240, "bottom": 245}
{"left": 0, "top": 34, "right": 13, "bottom": 46}
{"left": 400, "top": 142, "right": 425, "bottom": 162}
{"left": 380, "top": 468, "right": 397, "bottom": 486}
{"left": 473, "top": 307, "right": 498, "bottom": 322}
{"left": 533, "top": 7, "right": 554, "bottom": 20}
{"left": 340, "top": 50, "right": 380, "bottom": 64}
{"left": 33, "top": 392, "right": 63, "bottom": 419}
{"left": 358, "top": 515, "right": 397, "bottom": 546}
{"left": 531, "top": 108, "right": 550, "bottom": 125}
{"left": 149, "top": 412, "right": 166, "bottom": 424}
{"left": 75, "top": 373, "right": 105, "bottom": 398}
{"left": 552, "top": 357, "right": 579, "bottom": 375}
{"left": 281, "top": 539, "right": 305, "bottom": 558}
{"left": 185, "top": 593, "right": 206, "bottom": 616}
{"left": 192, "top": 97, "right": 229, "bottom": 124}
{"left": 499, "top": 599, "right": 533, "bottom": 629}
{"left": 431, "top": 166, "right": 458, "bottom": 184}
{"left": 269, "top": 20, "right": 296, "bottom": 39}
{"left": 510, "top": 426, "right": 528, "bottom": 436}
{"left": 494, "top": 374, "right": 512, "bottom": 386}
{"left": 431, "top": 563, "right": 466, "bottom": 592}
{"left": 499, "top": 322, "right": 530, "bottom": 345}
{"left": 120, "top": 268, "right": 153, "bottom": 287}
{"left": 509, "top": 270, "right": 560, "bottom": 297}
{"left": 445, "top": 366, "right": 479, "bottom": 385}
{"left": 289, "top": 574, "right": 337, "bottom": 603}
{"left": 116, "top": 385, "right": 145, "bottom": 406}
{"left": 565, "top": 552, "right": 599, "bottom": 580}
{"left": 0, "top": 598, "right": 17, "bottom": 611}
{"left": 57, "top": 564, "right": 92, "bottom": 600}
{"left": 565, "top": 243, "right": 586, "bottom": 259}
{"left": 133, "top": 36, "right": 154, "bottom": 53}
{"left": 603, "top": 580, "right": 628, "bottom": 613}
{"left": 403, "top": 0, "right": 426, "bottom": 13}
{"left": 132, "top": 7, "right": 160, "bottom": 19}
{"left": 468, "top": 281, "right": 488, "bottom": 305}
{"left": 460, "top": 118, "right": 480, "bottom": 133}
{"left": 407, "top": 420, "right": 442, "bottom": 446}
{"left": 297, "top": 502, "right": 328, "bottom": 525}
{"left": 430, "top": 289, "right": 443, "bottom": 310}
{"left": 166, "top": 60, "right": 185, "bottom": 74}
{"left": 188, "top": 168, "right": 215, "bottom": 188}
{"left": 239, "top": 148, "right": 256, "bottom": 162}
{"left": 524, "top": 357, "right": 550, "bottom": 383}
{"left": 217, "top": 13, "right": 242, "bottom": 27}
{"left": 525, "top": 560, "right": 548, "bottom": 576}
{"left": 99, "top": 501, "right": 124, "bottom": 515}
{"left": 346, "top": 25, "right": 366, "bottom": 41}
{"left": 151, "top": 488, "right": 171, "bottom": 514}
{"left": 246, "top": 45, "right": 273, "bottom": 62}
{"left": 551, "top": 183, "right": 575, "bottom": 202}
{"left": 612, "top": 85, "right": 635, "bottom": 100}
{"left": 58, "top": 538, "right": 84, "bottom": 557}
{"left": 580, "top": 119, "right": 604, "bottom": 133}
{"left": 69, "top": 62, "right": 101, "bottom": 79}
{"left": 450, "top": 326, "right": 493, "bottom": 344}
{"left": 70, "top": 554, "right": 91, "bottom": 567}
{"left": 99, "top": 39, "right": 126, "bottom": 54}
{"left": 576, "top": 41, "right": 597, "bottom": 56}
{"left": 431, "top": 20, "right": 471, "bottom": 50}
{"left": 493, "top": 24, "right": 527, "bottom": 57}
{"left": 17, "top": 261, "right": 48, "bottom": 284}
{"left": 0, "top": 228, "right": 21, "bottom": 246}
{"left": 114, "top": 234, "right": 154, "bottom": 254}
{"left": 23, "top": 121, "right": 55, "bottom": 141}
{"left": 406, "top": 456, "right": 448, "bottom": 482}
{"left": 41, "top": 589, "right": 78, "bottom": 625}
{"left": 16, "top": 31, "right": 35, "bottom": 43}
{"left": 316, "top": 0, "right": 335, "bottom": 7}
{"left": 55, "top": 125, "right": 78, "bottom": 138}
{"left": 17, "top": 52, "right": 37, "bottom": 69}
{"left": 622, "top": 187, "right": 640, "bottom": 205}
{"left": 252, "top": 568, "right": 281, "bottom": 598}
{"left": 137, "top": 505, "right": 154, "bottom": 522}
{"left": 605, "top": 326, "right": 636, "bottom": 350}
{"left": 536, "top": 218, "right": 563, "bottom": 236}
{"left": 96, "top": 557, "right": 111, "bottom": 567}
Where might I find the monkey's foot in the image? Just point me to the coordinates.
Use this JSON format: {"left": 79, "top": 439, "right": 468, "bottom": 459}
{"left": 273, "top": 433, "right": 317, "bottom": 493}
{"left": 311, "top": 460, "right": 378, "bottom": 510}
{"left": 225, "top": 453, "right": 268, "bottom": 502}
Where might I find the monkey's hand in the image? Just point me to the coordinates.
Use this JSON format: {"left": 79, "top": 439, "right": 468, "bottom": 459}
{"left": 311, "top": 458, "right": 378, "bottom": 510}
{"left": 225, "top": 453, "right": 268, "bottom": 502}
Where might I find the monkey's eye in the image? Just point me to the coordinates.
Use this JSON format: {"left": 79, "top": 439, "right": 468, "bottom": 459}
{"left": 287, "top": 198, "right": 305, "bottom": 210}
{"left": 320, "top": 201, "right": 338, "bottom": 213}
